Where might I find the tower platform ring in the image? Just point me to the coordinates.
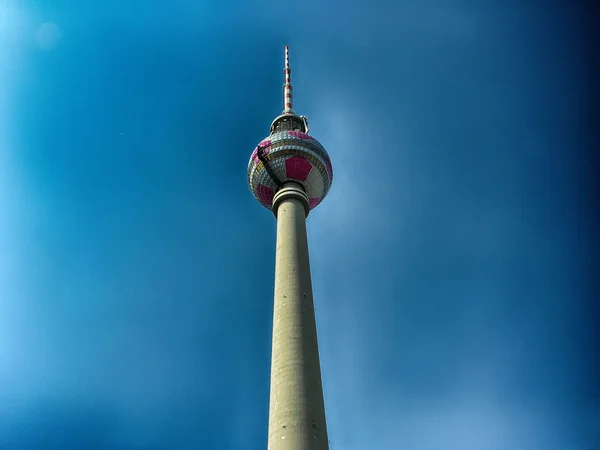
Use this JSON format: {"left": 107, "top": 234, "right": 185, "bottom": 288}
{"left": 247, "top": 130, "right": 333, "bottom": 212}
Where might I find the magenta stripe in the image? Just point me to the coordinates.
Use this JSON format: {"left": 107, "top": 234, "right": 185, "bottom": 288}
{"left": 285, "top": 156, "right": 312, "bottom": 182}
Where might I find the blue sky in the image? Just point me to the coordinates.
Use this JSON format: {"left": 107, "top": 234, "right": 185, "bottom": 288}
{"left": 0, "top": 1, "right": 597, "bottom": 449}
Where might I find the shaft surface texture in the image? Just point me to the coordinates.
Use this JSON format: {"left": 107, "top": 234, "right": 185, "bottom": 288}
{"left": 268, "top": 189, "right": 329, "bottom": 450}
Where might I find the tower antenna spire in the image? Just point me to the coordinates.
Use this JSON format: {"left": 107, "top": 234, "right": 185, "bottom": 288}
{"left": 283, "top": 45, "right": 294, "bottom": 114}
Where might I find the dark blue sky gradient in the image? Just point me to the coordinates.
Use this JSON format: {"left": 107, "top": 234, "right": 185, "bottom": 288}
{"left": 0, "top": 1, "right": 597, "bottom": 449}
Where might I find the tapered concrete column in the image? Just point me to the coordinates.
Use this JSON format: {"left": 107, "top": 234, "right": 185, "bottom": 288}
{"left": 267, "top": 183, "right": 329, "bottom": 450}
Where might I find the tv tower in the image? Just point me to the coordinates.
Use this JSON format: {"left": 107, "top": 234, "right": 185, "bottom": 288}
{"left": 247, "top": 46, "right": 333, "bottom": 450}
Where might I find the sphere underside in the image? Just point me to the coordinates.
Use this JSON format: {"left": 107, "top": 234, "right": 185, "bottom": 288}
{"left": 248, "top": 130, "right": 333, "bottom": 211}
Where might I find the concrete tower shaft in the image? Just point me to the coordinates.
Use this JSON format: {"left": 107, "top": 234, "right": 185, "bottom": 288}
{"left": 268, "top": 184, "right": 329, "bottom": 449}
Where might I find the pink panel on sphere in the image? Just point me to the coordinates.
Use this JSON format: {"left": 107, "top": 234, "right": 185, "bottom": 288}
{"left": 288, "top": 131, "right": 312, "bottom": 140}
{"left": 253, "top": 140, "right": 272, "bottom": 163}
{"left": 256, "top": 184, "right": 274, "bottom": 207}
{"left": 285, "top": 157, "right": 313, "bottom": 182}
{"left": 309, "top": 198, "right": 322, "bottom": 209}
{"left": 324, "top": 156, "right": 333, "bottom": 180}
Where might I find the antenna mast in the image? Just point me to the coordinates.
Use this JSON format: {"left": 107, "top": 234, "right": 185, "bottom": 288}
{"left": 283, "top": 45, "right": 294, "bottom": 114}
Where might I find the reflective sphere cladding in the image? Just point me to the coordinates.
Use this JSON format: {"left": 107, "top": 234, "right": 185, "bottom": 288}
{"left": 247, "top": 130, "right": 333, "bottom": 211}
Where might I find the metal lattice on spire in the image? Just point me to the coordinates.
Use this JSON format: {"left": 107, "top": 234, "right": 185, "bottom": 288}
{"left": 283, "top": 45, "right": 294, "bottom": 114}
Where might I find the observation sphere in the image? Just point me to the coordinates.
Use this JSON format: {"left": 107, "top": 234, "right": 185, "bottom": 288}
{"left": 247, "top": 119, "right": 333, "bottom": 212}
